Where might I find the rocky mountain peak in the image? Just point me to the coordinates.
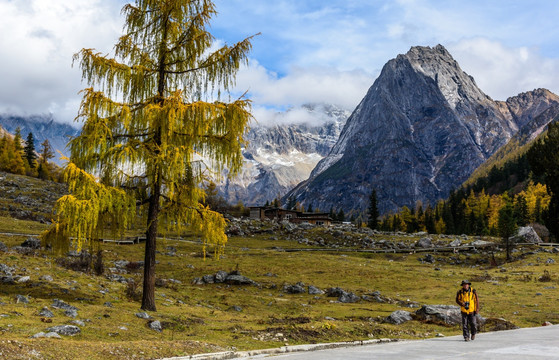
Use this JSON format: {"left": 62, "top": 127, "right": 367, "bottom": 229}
{"left": 286, "top": 46, "right": 559, "bottom": 216}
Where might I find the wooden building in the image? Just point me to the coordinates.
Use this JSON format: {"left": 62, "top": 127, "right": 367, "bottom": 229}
{"left": 249, "top": 207, "right": 332, "bottom": 226}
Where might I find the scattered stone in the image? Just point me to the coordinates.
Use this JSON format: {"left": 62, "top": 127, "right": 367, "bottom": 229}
{"left": 202, "top": 274, "right": 215, "bottom": 284}
{"left": 422, "top": 254, "right": 435, "bottom": 263}
{"left": 107, "top": 274, "right": 129, "bottom": 283}
{"left": 470, "top": 240, "right": 493, "bottom": 247}
{"left": 449, "top": 239, "right": 461, "bottom": 247}
{"left": 308, "top": 285, "right": 324, "bottom": 295}
{"left": 0, "top": 242, "right": 7, "bottom": 252}
{"left": 31, "top": 332, "right": 61, "bottom": 339}
{"left": 545, "top": 258, "right": 555, "bottom": 264}
{"left": 384, "top": 310, "right": 413, "bottom": 325}
{"left": 228, "top": 305, "right": 243, "bottom": 312}
{"left": 415, "top": 237, "right": 432, "bottom": 248}
{"left": 39, "top": 275, "right": 53, "bottom": 282}
{"left": 509, "top": 226, "right": 542, "bottom": 244}
{"left": 165, "top": 246, "right": 177, "bottom": 256}
{"left": 21, "top": 237, "right": 41, "bottom": 249}
{"left": 16, "top": 276, "right": 30, "bottom": 283}
{"left": 225, "top": 273, "right": 258, "bottom": 286}
{"left": 283, "top": 282, "right": 306, "bottom": 294}
{"left": 339, "top": 291, "right": 360, "bottom": 303}
{"left": 46, "top": 325, "right": 81, "bottom": 336}
{"left": 71, "top": 320, "right": 85, "bottom": 326}
{"left": 148, "top": 320, "right": 162, "bottom": 332}
{"left": 38, "top": 307, "right": 54, "bottom": 318}
{"left": 324, "top": 316, "right": 336, "bottom": 321}
{"left": 15, "top": 295, "right": 29, "bottom": 304}
{"left": 64, "top": 309, "right": 78, "bottom": 318}
{"left": 103, "top": 302, "right": 113, "bottom": 308}
{"left": 52, "top": 299, "right": 78, "bottom": 312}
{"left": 536, "top": 293, "right": 543, "bottom": 296}
{"left": 155, "top": 278, "right": 168, "bottom": 287}
{"left": 483, "top": 317, "right": 519, "bottom": 331}
{"left": 135, "top": 312, "right": 151, "bottom": 319}
{"left": 215, "top": 270, "right": 229, "bottom": 283}
{"left": 114, "top": 260, "right": 130, "bottom": 269}
{"left": 435, "top": 333, "right": 445, "bottom": 337}
{"left": 415, "top": 305, "right": 461, "bottom": 325}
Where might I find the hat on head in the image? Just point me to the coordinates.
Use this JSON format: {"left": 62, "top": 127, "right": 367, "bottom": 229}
{"left": 461, "top": 280, "right": 471, "bottom": 285}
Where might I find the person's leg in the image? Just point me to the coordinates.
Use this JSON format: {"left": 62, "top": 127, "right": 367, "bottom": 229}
{"left": 461, "top": 312, "right": 470, "bottom": 340}
{"left": 469, "top": 313, "right": 477, "bottom": 340}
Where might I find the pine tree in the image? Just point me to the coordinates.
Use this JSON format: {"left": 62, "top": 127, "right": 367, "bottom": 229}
{"left": 24, "top": 132, "right": 37, "bottom": 168}
{"left": 286, "top": 195, "right": 296, "bottom": 210}
{"left": 498, "top": 195, "right": 517, "bottom": 262}
{"left": 307, "top": 203, "right": 313, "bottom": 213}
{"left": 42, "top": 0, "right": 256, "bottom": 311}
{"left": 367, "top": 189, "right": 379, "bottom": 230}
{"left": 337, "top": 208, "right": 345, "bottom": 222}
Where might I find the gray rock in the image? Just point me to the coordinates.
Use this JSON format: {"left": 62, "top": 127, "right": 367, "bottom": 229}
{"left": 449, "top": 239, "right": 461, "bottom": 247}
{"left": 339, "top": 292, "right": 360, "bottom": 303}
{"left": 39, "top": 275, "right": 53, "bottom": 282}
{"left": 325, "top": 287, "right": 346, "bottom": 297}
{"left": 114, "top": 260, "right": 130, "bottom": 269}
{"left": 1, "top": 276, "right": 15, "bottom": 284}
{"left": 283, "top": 282, "right": 306, "bottom": 294}
{"left": 16, "top": 276, "right": 30, "bottom": 283}
{"left": 38, "top": 307, "right": 54, "bottom": 318}
{"left": 52, "top": 299, "right": 78, "bottom": 312}
{"left": 46, "top": 325, "right": 81, "bottom": 336}
{"left": 510, "top": 226, "right": 542, "bottom": 244}
{"left": 215, "top": 270, "right": 229, "bottom": 283}
{"left": 228, "top": 305, "right": 243, "bottom": 312}
{"left": 415, "top": 237, "right": 432, "bottom": 248}
{"left": 224, "top": 274, "right": 258, "bottom": 286}
{"left": 415, "top": 305, "right": 461, "bottom": 325}
{"left": 202, "top": 274, "right": 215, "bottom": 284}
{"left": 384, "top": 310, "right": 413, "bottom": 325}
{"left": 0, "top": 263, "right": 14, "bottom": 275}
{"left": 21, "top": 237, "right": 41, "bottom": 249}
{"left": 422, "top": 254, "right": 435, "bottom": 263}
{"left": 103, "top": 302, "right": 113, "bottom": 308}
{"left": 135, "top": 312, "right": 151, "bottom": 319}
{"left": 148, "top": 320, "right": 162, "bottom": 332}
{"left": 64, "top": 309, "right": 78, "bottom": 318}
{"left": 471, "top": 240, "right": 493, "bottom": 247}
{"left": 71, "top": 320, "right": 85, "bottom": 326}
{"left": 546, "top": 258, "right": 555, "bottom": 264}
{"left": 15, "top": 295, "right": 29, "bottom": 304}
{"left": 308, "top": 285, "right": 324, "bottom": 295}
{"left": 31, "top": 331, "right": 62, "bottom": 339}
{"left": 0, "top": 242, "right": 7, "bottom": 252}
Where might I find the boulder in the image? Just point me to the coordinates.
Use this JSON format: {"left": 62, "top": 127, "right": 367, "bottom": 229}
{"left": 64, "top": 309, "right": 78, "bottom": 318}
{"left": 415, "top": 237, "right": 432, "bottom": 248}
{"left": 283, "top": 282, "right": 306, "bottom": 294}
{"left": 339, "top": 292, "right": 360, "bottom": 303}
{"left": 415, "top": 305, "right": 461, "bottom": 325}
{"left": 308, "top": 285, "right": 324, "bottom": 295}
{"left": 449, "top": 239, "right": 461, "bottom": 247}
{"left": 39, "top": 307, "right": 54, "bottom": 318}
{"left": 202, "top": 274, "right": 215, "bottom": 284}
{"left": 148, "top": 320, "right": 162, "bottom": 332}
{"left": 31, "top": 332, "right": 61, "bottom": 339}
{"left": 39, "top": 275, "right": 53, "bottom": 282}
{"left": 509, "top": 226, "right": 542, "bottom": 244}
{"left": 482, "top": 317, "right": 519, "bottom": 331}
{"left": 325, "top": 287, "right": 346, "bottom": 297}
{"left": 52, "top": 299, "right": 78, "bottom": 312}
{"left": 135, "top": 312, "right": 151, "bottom": 319}
{"left": 21, "top": 237, "right": 41, "bottom": 249}
{"left": 46, "top": 325, "right": 81, "bottom": 336}
{"left": 15, "top": 295, "right": 29, "bottom": 304}
{"left": 214, "top": 270, "right": 229, "bottom": 283}
{"left": 0, "top": 241, "right": 7, "bottom": 252}
{"left": 224, "top": 274, "right": 258, "bottom": 286}
{"left": 384, "top": 310, "right": 413, "bottom": 325}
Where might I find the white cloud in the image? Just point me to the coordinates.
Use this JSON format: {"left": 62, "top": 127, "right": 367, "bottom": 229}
{"left": 0, "top": 0, "right": 123, "bottom": 125}
{"left": 449, "top": 38, "right": 559, "bottom": 101}
{"left": 234, "top": 60, "right": 374, "bottom": 113}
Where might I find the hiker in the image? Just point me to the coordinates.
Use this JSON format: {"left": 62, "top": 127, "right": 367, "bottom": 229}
{"left": 455, "top": 279, "right": 480, "bottom": 341}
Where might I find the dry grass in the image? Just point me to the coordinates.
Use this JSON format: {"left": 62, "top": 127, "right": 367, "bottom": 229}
{"left": 0, "top": 220, "right": 558, "bottom": 360}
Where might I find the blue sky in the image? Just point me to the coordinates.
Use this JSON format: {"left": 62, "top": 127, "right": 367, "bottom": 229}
{"left": 1, "top": 0, "right": 559, "bottom": 126}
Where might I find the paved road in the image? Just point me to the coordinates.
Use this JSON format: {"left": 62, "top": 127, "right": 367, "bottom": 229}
{"left": 242, "top": 325, "right": 559, "bottom": 360}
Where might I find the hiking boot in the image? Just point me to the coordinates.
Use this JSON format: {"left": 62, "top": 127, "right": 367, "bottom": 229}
{"left": 464, "top": 337, "right": 470, "bottom": 342}
{"left": 471, "top": 334, "right": 475, "bottom": 340}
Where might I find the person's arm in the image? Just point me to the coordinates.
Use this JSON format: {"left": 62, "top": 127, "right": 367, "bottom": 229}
{"left": 474, "top": 290, "right": 479, "bottom": 314}
{"left": 456, "top": 290, "right": 463, "bottom": 306}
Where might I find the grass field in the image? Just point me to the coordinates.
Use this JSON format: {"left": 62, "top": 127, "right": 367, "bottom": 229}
{"left": 0, "top": 216, "right": 558, "bottom": 360}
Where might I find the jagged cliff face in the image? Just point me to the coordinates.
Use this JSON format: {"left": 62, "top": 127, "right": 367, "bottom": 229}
{"left": 0, "top": 114, "right": 80, "bottom": 164}
{"left": 287, "top": 45, "right": 559, "bottom": 215}
{"left": 218, "top": 104, "right": 350, "bottom": 206}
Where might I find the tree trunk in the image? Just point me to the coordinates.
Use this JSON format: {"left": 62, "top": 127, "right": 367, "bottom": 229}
{"left": 141, "top": 183, "right": 160, "bottom": 311}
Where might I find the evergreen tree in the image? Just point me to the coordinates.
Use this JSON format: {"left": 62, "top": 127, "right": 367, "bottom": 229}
{"left": 286, "top": 195, "right": 296, "bottom": 210}
{"left": 528, "top": 122, "right": 559, "bottom": 239}
{"left": 306, "top": 203, "right": 313, "bottom": 213}
{"left": 498, "top": 195, "right": 517, "bottom": 262}
{"left": 337, "top": 208, "right": 345, "bottom": 222}
{"left": 42, "top": 0, "right": 256, "bottom": 311}
{"left": 24, "top": 132, "right": 37, "bottom": 168}
{"left": 367, "top": 189, "right": 379, "bottom": 230}
{"left": 514, "top": 194, "right": 529, "bottom": 226}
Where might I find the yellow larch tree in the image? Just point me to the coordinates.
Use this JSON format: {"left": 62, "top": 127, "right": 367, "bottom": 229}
{"left": 43, "top": 0, "right": 256, "bottom": 311}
